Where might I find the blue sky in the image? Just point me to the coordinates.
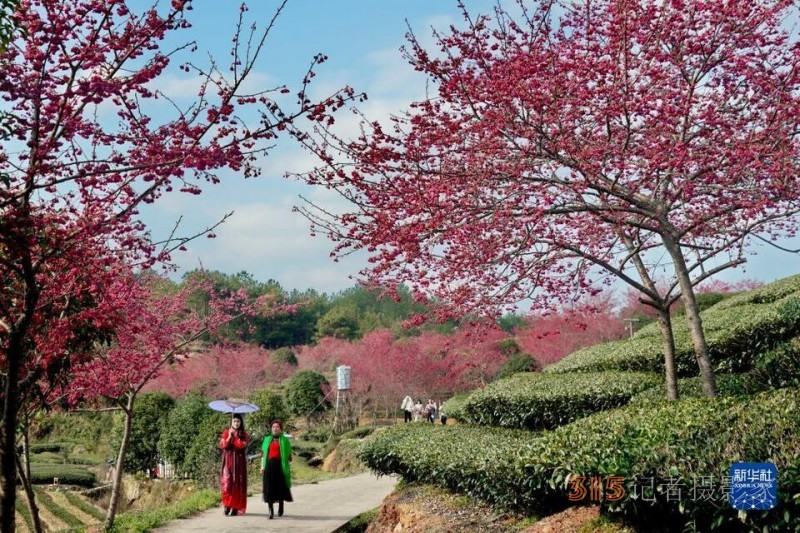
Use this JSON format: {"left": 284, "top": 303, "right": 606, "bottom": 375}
{"left": 139, "top": 0, "right": 800, "bottom": 297}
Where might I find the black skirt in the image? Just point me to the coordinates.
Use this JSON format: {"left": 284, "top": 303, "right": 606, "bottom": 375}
{"left": 262, "top": 458, "right": 293, "bottom": 503}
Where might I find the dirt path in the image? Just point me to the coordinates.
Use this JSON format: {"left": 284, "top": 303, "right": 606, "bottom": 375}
{"left": 154, "top": 472, "right": 397, "bottom": 533}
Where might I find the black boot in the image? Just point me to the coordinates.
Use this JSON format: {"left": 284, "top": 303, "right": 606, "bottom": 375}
{"left": 224, "top": 506, "right": 230, "bottom": 516}
{"left": 268, "top": 503, "right": 274, "bottom": 519}
{"left": 278, "top": 501, "right": 284, "bottom": 517}
{"left": 230, "top": 509, "right": 238, "bottom": 516}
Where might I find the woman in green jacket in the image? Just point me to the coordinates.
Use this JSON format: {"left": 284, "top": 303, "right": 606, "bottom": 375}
{"left": 261, "top": 419, "right": 293, "bottom": 519}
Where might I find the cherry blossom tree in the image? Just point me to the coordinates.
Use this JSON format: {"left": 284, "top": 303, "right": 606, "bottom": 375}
{"left": 516, "top": 294, "right": 627, "bottom": 367}
{"left": 144, "top": 344, "right": 295, "bottom": 398}
{"left": 0, "top": 0, "right": 359, "bottom": 527}
{"left": 63, "top": 269, "right": 284, "bottom": 529}
{"left": 295, "top": 0, "right": 800, "bottom": 401}
{"left": 297, "top": 323, "right": 512, "bottom": 421}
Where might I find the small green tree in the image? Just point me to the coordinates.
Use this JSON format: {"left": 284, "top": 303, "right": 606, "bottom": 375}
{"left": 497, "top": 313, "right": 526, "bottom": 333}
{"left": 158, "top": 393, "right": 211, "bottom": 475}
{"left": 112, "top": 392, "right": 175, "bottom": 476}
{"left": 270, "top": 347, "right": 298, "bottom": 366}
{"left": 494, "top": 353, "right": 541, "bottom": 381}
{"left": 247, "top": 388, "right": 291, "bottom": 445}
{"left": 285, "top": 370, "right": 330, "bottom": 425}
{"left": 183, "top": 412, "right": 228, "bottom": 486}
{"left": 315, "top": 305, "right": 359, "bottom": 340}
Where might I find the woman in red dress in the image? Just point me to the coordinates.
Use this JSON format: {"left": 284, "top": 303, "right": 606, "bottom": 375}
{"left": 219, "top": 413, "right": 249, "bottom": 516}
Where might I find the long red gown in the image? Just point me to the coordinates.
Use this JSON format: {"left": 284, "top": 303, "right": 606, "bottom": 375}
{"left": 219, "top": 428, "right": 249, "bottom": 513}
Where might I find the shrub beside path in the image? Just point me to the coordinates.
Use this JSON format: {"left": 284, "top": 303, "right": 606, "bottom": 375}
{"left": 153, "top": 472, "right": 397, "bottom": 533}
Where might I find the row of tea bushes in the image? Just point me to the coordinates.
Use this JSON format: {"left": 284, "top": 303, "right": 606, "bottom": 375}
{"left": 440, "top": 392, "right": 471, "bottom": 422}
{"left": 629, "top": 373, "right": 761, "bottom": 403}
{"left": 546, "top": 291, "right": 800, "bottom": 376}
{"left": 360, "top": 389, "right": 800, "bottom": 531}
{"left": 542, "top": 337, "right": 664, "bottom": 374}
{"left": 631, "top": 340, "right": 800, "bottom": 403}
{"left": 28, "top": 464, "right": 97, "bottom": 487}
{"left": 32, "top": 487, "right": 85, "bottom": 529}
{"left": 713, "top": 274, "right": 800, "bottom": 309}
{"left": 461, "top": 371, "right": 661, "bottom": 430}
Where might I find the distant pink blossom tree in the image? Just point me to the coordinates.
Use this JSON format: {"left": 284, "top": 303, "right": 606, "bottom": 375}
{"left": 297, "top": 323, "right": 512, "bottom": 420}
{"left": 144, "top": 344, "right": 295, "bottom": 399}
{"left": 517, "top": 294, "right": 627, "bottom": 367}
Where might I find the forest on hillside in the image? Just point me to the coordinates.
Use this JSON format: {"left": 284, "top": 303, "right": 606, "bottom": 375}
{"left": 141, "top": 270, "right": 762, "bottom": 406}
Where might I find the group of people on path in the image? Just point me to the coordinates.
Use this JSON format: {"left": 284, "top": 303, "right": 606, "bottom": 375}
{"left": 401, "top": 395, "right": 447, "bottom": 425}
{"left": 218, "top": 414, "right": 293, "bottom": 519}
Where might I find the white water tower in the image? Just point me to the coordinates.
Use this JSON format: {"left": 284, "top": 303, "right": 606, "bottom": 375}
{"left": 336, "top": 365, "right": 351, "bottom": 391}
{"left": 334, "top": 365, "right": 352, "bottom": 430}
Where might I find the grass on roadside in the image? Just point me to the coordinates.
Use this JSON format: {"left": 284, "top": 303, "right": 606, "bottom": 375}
{"left": 331, "top": 507, "right": 378, "bottom": 532}
{"left": 109, "top": 488, "right": 220, "bottom": 533}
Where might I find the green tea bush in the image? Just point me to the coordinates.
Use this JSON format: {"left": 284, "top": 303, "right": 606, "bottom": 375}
{"left": 63, "top": 489, "right": 105, "bottom": 521}
{"left": 494, "top": 352, "right": 541, "bottom": 381}
{"left": 629, "top": 373, "right": 764, "bottom": 403}
{"left": 711, "top": 274, "right": 800, "bottom": 309}
{"left": 271, "top": 347, "right": 298, "bottom": 366}
{"left": 462, "top": 371, "right": 661, "bottom": 430}
{"left": 28, "top": 443, "right": 67, "bottom": 454}
{"left": 15, "top": 497, "right": 33, "bottom": 532}
{"left": 544, "top": 337, "right": 664, "bottom": 375}
{"left": 360, "top": 389, "right": 800, "bottom": 531}
{"left": 29, "top": 451, "right": 63, "bottom": 464}
{"left": 339, "top": 426, "right": 376, "bottom": 440}
{"left": 301, "top": 424, "right": 333, "bottom": 443}
{"left": 750, "top": 338, "right": 800, "bottom": 389}
{"left": 32, "top": 487, "right": 84, "bottom": 528}
{"left": 441, "top": 392, "right": 472, "bottom": 422}
{"left": 29, "top": 464, "right": 96, "bottom": 487}
{"left": 546, "top": 290, "right": 800, "bottom": 376}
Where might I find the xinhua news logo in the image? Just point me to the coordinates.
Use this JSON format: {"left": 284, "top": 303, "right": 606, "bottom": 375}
{"left": 729, "top": 462, "right": 777, "bottom": 511}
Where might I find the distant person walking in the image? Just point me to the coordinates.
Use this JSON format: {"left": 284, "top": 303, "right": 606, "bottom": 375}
{"left": 413, "top": 399, "right": 423, "bottom": 422}
{"left": 219, "top": 413, "right": 249, "bottom": 516}
{"left": 401, "top": 395, "right": 414, "bottom": 423}
{"left": 426, "top": 400, "right": 437, "bottom": 423}
{"left": 261, "top": 419, "right": 293, "bottom": 519}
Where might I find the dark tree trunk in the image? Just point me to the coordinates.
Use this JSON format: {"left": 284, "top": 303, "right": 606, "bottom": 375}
{"left": 655, "top": 309, "right": 679, "bottom": 401}
{"left": 104, "top": 393, "right": 135, "bottom": 531}
{"left": 662, "top": 234, "right": 718, "bottom": 397}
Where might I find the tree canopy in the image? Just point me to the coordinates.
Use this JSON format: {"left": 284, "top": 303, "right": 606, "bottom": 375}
{"left": 296, "top": 0, "right": 800, "bottom": 400}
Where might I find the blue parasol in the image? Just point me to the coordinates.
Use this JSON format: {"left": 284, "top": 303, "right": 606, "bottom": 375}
{"left": 208, "top": 399, "right": 260, "bottom": 414}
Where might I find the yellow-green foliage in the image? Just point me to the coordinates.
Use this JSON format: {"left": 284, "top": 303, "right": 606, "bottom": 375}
{"left": 360, "top": 389, "right": 800, "bottom": 531}
{"left": 629, "top": 373, "right": 759, "bottom": 404}
{"left": 29, "top": 464, "right": 96, "bottom": 487}
{"left": 547, "top": 277, "right": 800, "bottom": 376}
{"left": 109, "top": 489, "right": 220, "bottom": 533}
{"left": 463, "top": 371, "right": 661, "bottom": 430}
{"left": 441, "top": 392, "right": 472, "bottom": 422}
